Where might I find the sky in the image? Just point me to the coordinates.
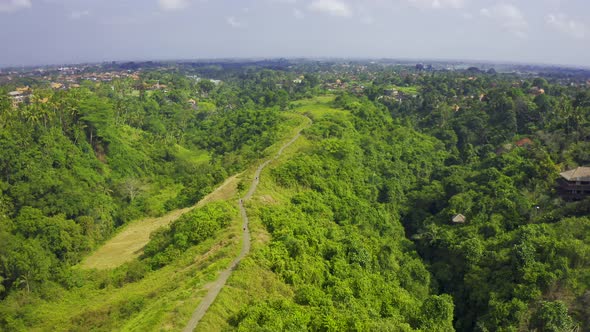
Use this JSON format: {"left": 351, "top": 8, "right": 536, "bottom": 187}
{"left": 0, "top": 0, "right": 589, "bottom": 67}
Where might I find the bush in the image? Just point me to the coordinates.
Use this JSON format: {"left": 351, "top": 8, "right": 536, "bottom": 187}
{"left": 142, "top": 202, "right": 235, "bottom": 269}
{"left": 530, "top": 301, "right": 577, "bottom": 332}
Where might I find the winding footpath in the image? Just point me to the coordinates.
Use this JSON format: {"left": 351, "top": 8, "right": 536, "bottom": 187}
{"left": 183, "top": 117, "right": 311, "bottom": 332}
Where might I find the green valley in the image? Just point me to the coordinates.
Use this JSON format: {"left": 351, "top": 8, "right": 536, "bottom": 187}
{"left": 1, "top": 61, "right": 590, "bottom": 332}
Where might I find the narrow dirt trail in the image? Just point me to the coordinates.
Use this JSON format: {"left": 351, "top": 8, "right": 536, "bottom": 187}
{"left": 183, "top": 117, "right": 311, "bottom": 332}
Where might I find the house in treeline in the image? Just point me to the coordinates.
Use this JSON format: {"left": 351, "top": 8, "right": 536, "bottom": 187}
{"left": 50, "top": 82, "right": 64, "bottom": 89}
{"left": 514, "top": 137, "right": 534, "bottom": 148}
{"left": 8, "top": 86, "right": 32, "bottom": 107}
{"left": 452, "top": 214, "right": 466, "bottom": 224}
{"left": 557, "top": 167, "right": 590, "bottom": 201}
{"left": 383, "top": 88, "right": 399, "bottom": 97}
{"left": 496, "top": 137, "right": 534, "bottom": 155}
{"left": 529, "top": 86, "right": 545, "bottom": 96}
{"left": 187, "top": 99, "right": 198, "bottom": 110}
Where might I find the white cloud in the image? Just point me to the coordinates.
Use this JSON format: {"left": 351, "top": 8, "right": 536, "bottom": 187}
{"left": 0, "top": 0, "right": 32, "bottom": 13}
{"left": 158, "top": 0, "right": 189, "bottom": 11}
{"left": 308, "top": 0, "right": 352, "bottom": 17}
{"left": 226, "top": 16, "right": 242, "bottom": 28}
{"left": 406, "top": 0, "right": 465, "bottom": 9}
{"left": 360, "top": 15, "right": 374, "bottom": 24}
{"left": 546, "top": 13, "right": 586, "bottom": 39}
{"left": 462, "top": 12, "right": 473, "bottom": 20}
{"left": 293, "top": 8, "right": 305, "bottom": 19}
{"left": 70, "top": 10, "right": 90, "bottom": 20}
{"left": 480, "top": 3, "right": 527, "bottom": 37}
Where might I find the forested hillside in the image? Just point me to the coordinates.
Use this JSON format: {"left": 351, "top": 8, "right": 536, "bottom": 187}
{"left": 207, "top": 97, "right": 455, "bottom": 331}
{"left": 372, "top": 72, "right": 590, "bottom": 331}
{"left": 0, "top": 68, "right": 304, "bottom": 330}
{"left": 1, "top": 62, "right": 590, "bottom": 331}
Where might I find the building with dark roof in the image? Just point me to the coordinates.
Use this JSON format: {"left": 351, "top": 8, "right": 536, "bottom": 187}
{"left": 557, "top": 167, "right": 590, "bottom": 201}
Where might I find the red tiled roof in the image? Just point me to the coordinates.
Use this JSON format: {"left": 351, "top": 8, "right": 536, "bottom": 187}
{"left": 515, "top": 138, "right": 533, "bottom": 147}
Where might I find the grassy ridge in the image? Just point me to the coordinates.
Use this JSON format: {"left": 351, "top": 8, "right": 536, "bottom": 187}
{"left": 196, "top": 96, "right": 453, "bottom": 331}
{"left": 195, "top": 116, "right": 312, "bottom": 331}
{"left": 195, "top": 97, "right": 352, "bottom": 330}
{"left": 10, "top": 110, "right": 310, "bottom": 331}
{"left": 24, "top": 202, "right": 241, "bottom": 331}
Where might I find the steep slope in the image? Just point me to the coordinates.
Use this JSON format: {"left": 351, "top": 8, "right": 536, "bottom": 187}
{"left": 196, "top": 96, "right": 455, "bottom": 331}
{"left": 0, "top": 111, "right": 308, "bottom": 332}
{"left": 81, "top": 174, "right": 241, "bottom": 270}
{"left": 183, "top": 115, "right": 311, "bottom": 331}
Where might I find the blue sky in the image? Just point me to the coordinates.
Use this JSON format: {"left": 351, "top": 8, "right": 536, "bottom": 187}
{"left": 0, "top": 0, "right": 588, "bottom": 67}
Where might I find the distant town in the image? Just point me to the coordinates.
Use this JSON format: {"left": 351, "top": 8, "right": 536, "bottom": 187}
{"left": 2, "top": 59, "right": 590, "bottom": 109}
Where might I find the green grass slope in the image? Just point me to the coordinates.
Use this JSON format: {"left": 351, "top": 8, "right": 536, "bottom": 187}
{"left": 197, "top": 96, "right": 455, "bottom": 331}
{"left": 0, "top": 111, "right": 309, "bottom": 332}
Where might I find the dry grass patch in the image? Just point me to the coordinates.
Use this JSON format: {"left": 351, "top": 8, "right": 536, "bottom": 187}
{"left": 81, "top": 174, "right": 241, "bottom": 270}
{"left": 197, "top": 173, "right": 241, "bottom": 206}
{"left": 259, "top": 194, "right": 277, "bottom": 204}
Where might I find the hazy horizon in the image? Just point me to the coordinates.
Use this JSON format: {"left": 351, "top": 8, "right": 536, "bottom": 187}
{"left": 1, "top": 0, "right": 589, "bottom": 68}
{"left": 3, "top": 56, "right": 590, "bottom": 72}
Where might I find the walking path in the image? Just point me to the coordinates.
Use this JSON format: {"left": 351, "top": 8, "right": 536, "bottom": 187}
{"left": 183, "top": 117, "right": 311, "bottom": 332}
